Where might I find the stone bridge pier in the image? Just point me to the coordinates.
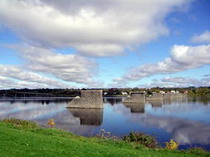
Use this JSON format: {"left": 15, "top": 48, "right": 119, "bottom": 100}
{"left": 123, "top": 92, "right": 145, "bottom": 103}
{"left": 67, "top": 90, "right": 103, "bottom": 109}
{"left": 146, "top": 93, "right": 163, "bottom": 101}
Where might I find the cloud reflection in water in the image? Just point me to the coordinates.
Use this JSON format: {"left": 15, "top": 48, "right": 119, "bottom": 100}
{"left": 0, "top": 97, "right": 210, "bottom": 147}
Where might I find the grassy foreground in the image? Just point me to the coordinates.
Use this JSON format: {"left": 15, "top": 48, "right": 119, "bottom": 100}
{"left": 0, "top": 119, "right": 209, "bottom": 157}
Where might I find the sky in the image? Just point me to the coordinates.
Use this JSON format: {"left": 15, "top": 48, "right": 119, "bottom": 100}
{"left": 0, "top": 0, "right": 210, "bottom": 89}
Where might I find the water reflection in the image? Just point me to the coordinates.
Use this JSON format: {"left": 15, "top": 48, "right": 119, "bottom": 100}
{"left": 162, "top": 97, "right": 188, "bottom": 106}
{"left": 123, "top": 102, "right": 145, "bottom": 113}
{"left": 0, "top": 97, "right": 71, "bottom": 105}
{"left": 104, "top": 97, "right": 122, "bottom": 105}
{"left": 188, "top": 97, "right": 210, "bottom": 106}
{"left": 148, "top": 100, "right": 163, "bottom": 108}
{"left": 0, "top": 101, "right": 67, "bottom": 120}
{"left": 0, "top": 97, "right": 210, "bottom": 150}
{"left": 67, "top": 108, "right": 103, "bottom": 125}
{"left": 140, "top": 114, "right": 210, "bottom": 145}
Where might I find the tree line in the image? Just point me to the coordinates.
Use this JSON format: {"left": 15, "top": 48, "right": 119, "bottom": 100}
{"left": 0, "top": 86, "right": 209, "bottom": 97}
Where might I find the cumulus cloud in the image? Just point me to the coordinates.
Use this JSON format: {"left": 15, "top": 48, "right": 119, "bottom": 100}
{"left": 138, "top": 79, "right": 181, "bottom": 88}
{"left": 0, "top": 77, "right": 50, "bottom": 89}
{"left": 115, "top": 44, "right": 210, "bottom": 83}
{"left": 137, "top": 76, "right": 210, "bottom": 88}
{"left": 0, "top": 65, "right": 73, "bottom": 89}
{"left": 108, "top": 77, "right": 129, "bottom": 88}
{"left": 0, "top": 76, "right": 19, "bottom": 89}
{"left": 0, "top": 0, "right": 191, "bottom": 57}
{"left": 203, "top": 74, "right": 210, "bottom": 77}
{"left": 16, "top": 45, "right": 98, "bottom": 85}
{"left": 191, "top": 31, "right": 210, "bottom": 44}
{"left": 161, "top": 76, "right": 210, "bottom": 86}
{"left": 0, "top": 44, "right": 102, "bottom": 88}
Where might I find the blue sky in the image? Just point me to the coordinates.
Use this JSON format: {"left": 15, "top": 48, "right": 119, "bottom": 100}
{"left": 0, "top": 0, "right": 210, "bottom": 89}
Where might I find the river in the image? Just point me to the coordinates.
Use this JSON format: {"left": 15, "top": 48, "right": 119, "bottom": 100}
{"left": 0, "top": 96, "right": 210, "bottom": 150}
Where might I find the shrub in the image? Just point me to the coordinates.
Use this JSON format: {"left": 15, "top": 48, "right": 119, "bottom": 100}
{"left": 123, "top": 132, "right": 159, "bottom": 148}
{"left": 48, "top": 119, "right": 56, "bottom": 128}
{"left": 188, "top": 147, "right": 207, "bottom": 155}
{"left": 165, "top": 139, "right": 179, "bottom": 150}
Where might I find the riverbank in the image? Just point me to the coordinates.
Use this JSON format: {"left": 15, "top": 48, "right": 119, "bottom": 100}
{"left": 0, "top": 119, "right": 209, "bottom": 157}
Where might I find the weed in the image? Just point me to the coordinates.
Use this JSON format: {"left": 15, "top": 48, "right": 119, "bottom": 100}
{"left": 2, "top": 118, "right": 39, "bottom": 129}
{"left": 94, "top": 129, "right": 119, "bottom": 140}
{"left": 188, "top": 147, "right": 208, "bottom": 155}
{"left": 123, "top": 132, "right": 159, "bottom": 148}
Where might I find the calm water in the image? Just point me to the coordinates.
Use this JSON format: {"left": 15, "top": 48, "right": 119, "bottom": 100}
{"left": 0, "top": 97, "right": 210, "bottom": 150}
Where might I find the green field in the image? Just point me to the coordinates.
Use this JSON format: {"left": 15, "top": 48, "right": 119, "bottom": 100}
{"left": 0, "top": 120, "right": 209, "bottom": 157}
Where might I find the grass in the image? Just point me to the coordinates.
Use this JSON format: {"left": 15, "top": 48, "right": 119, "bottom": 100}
{"left": 0, "top": 119, "right": 210, "bottom": 157}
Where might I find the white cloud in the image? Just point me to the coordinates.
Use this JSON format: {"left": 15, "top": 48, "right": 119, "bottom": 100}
{"left": 138, "top": 80, "right": 180, "bottom": 88}
{"left": 0, "top": 76, "right": 17, "bottom": 89}
{"left": 109, "top": 77, "right": 131, "bottom": 88}
{"left": 138, "top": 76, "right": 210, "bottom": 88}
{"left": 16, "top": 45, "right": 98, "bottom": 85}
{"left": 162, "top": 76, "right": 210, "bottom": 86}
{"left": 0, "top": 0, "right": 191, "bottom": 57}
{"left": 0, "top": 65, "right": 74, "bottom": 89}
{"left": 76, "top": 44, "right": 124, "bottom": 57}
{"left": 203, "top": 74, "right": 210, "bottom": 77}
{"left": 0, "top": 44, "right": 103, "bottom": 88}
{"left": 162, "top": 77, "right": 197, "bottom": 84}
{"left": 191, "top": 31, "right": 210, "bottom": 44}
{"left": 116, "top": 44, "right": 210, "bottom": 83}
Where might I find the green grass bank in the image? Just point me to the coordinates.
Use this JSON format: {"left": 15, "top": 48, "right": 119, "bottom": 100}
{"left": 0, "top": 119, "right": 209, "bottom": 157}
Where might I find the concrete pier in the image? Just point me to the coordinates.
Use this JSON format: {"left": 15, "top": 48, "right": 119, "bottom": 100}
{"left": 123, "top": 92, "right": 188, "bottom": 105}
{"left": 146, "top": 93, "right": 163, "bottom": 101}
{"left": 163, "top": 93, "right": 187, "bottom": 99}
{"left": 123, "top": 92, "right": 145, "bottom": 103}
{"left": 67, "top": 90, "right": 103, "bottom": 109}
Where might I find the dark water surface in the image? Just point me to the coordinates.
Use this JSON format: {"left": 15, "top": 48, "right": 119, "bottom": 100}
{"left": 0, "top": 97, "right": 210, "bottom": 150}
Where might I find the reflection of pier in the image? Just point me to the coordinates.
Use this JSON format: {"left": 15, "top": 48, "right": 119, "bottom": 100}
{"left": 68, "top": 108, "right": 103, "bottom": 125}
{"left": 104, "top": 97, "right": 122, "bottom": 105}
{"left": 163, "top": 94, "right": 188, "bottom": 105}
{"left": 148, "top": 100, "right": 163, "bottom": 108}
{"left": 123, "top": 102, "right": 145, "bottom": 113}
{"left": 163, "top": 98, "right": 173, "bottom": 105}
{"left": 188, "top": 97, "right": 210, "bottom": 106}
